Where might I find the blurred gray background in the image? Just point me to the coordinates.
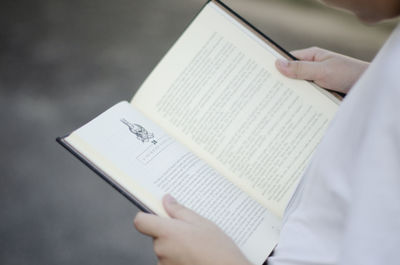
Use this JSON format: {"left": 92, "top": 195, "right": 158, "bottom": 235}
{"left": 0, "top": 0, "right": 396, "bottom": 264}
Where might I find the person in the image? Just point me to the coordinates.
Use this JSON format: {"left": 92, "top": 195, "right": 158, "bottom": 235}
{"left": 134, "top": 0, "right": 400, "bottom": 264}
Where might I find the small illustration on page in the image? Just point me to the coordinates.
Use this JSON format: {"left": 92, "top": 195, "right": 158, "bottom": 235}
{"left": 121, "top": 118, "right": 157, "bottom": 144}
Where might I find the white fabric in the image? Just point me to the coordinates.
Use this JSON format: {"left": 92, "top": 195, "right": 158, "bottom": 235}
{"left": 268, "top": 24, "right": 400, "bottom": 265}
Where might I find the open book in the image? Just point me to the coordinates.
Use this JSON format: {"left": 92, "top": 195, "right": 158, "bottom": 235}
{"left": 57, "top": 1, "right": 339, "bottom": 264}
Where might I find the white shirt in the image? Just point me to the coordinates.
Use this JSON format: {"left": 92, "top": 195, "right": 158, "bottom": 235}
{"left": 268, "top": 24, "right": 400, "bottom": 265}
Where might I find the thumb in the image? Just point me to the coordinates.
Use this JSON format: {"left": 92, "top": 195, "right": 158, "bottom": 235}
{"left": 275, "top": 59, "right": 322, "bottom": 81}
{"left": 163, "top": 194, "right": 203, "bottom": 223}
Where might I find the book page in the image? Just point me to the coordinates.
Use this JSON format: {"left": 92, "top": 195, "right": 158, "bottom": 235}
{"left": 131, "top": 2, "right": 339, "bottom": 217}
{"left": 66, "top": 102, "right": 280, "bottom": 265}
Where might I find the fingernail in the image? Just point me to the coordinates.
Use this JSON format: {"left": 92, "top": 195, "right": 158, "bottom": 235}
{"left": 164, "top": 194, "right": 177, "bottom": 204}
{"left": 277, "top": 59, "right": 289, "bottom": 68}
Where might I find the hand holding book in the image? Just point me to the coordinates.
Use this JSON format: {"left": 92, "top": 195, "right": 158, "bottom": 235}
{"left": 276, "top": 47, "right": 369, "bottom": 94}
{"left": 135, "top": 194, "right": 252, "bottom": 265}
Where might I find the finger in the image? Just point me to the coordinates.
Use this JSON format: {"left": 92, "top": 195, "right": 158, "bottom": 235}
{"left": 291, "top": 47, "right": 323, "bottom": 62}
{"left": 275, "top": 59, "right": 323, "bottom": 81}
{"left": 153, "top": 238, "right": 170, "bottom": 259}
{"left": 163, "top": 194, "right": 204, "bottom": 223}
{"left": 134, "top": 212, "right": 170, "bottom": 237}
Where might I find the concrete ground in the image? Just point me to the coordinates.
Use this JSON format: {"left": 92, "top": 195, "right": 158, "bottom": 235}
{"left": 0, "top": 0, "right": 395, "bottom": 264}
